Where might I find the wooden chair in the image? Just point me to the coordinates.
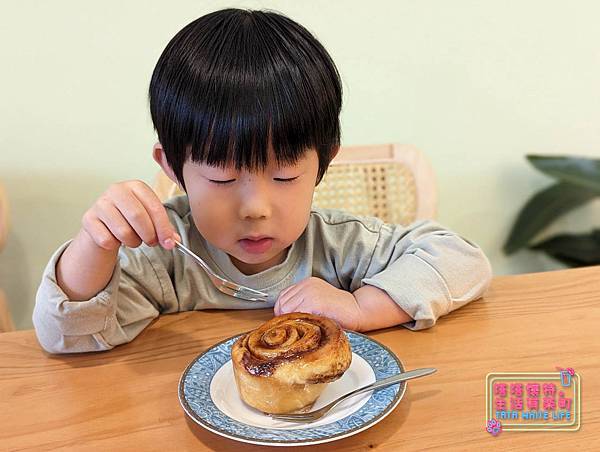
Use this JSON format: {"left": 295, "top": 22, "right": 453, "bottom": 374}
{"left": 312, "top": 143, "right": 436, "bottom": 224}
{"left": 153, "top": 143, "right": 437, "bottom": 224}
{"left": 0, "top": 182, "right": 15, "bottom": 332}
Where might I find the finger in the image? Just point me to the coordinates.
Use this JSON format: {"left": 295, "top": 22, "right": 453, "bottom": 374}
{"left": 130, "top": 182, "right": 180, "bottom": 248}
{"left": 82, "top": 209, "right": 120, "bottom": 250}
{"left": 274, "top": 291, "right": 301, "bottom": 315}
{"left": 107, "top": 184, "right": 158, "bottom": 246}
{"left": 276, "top": 286, "right": 296, "bottom": 304}
{"left": 274, "top": 287, "right": 295, "bottom": 315}
{"left": 273, "top": 299, "right": 281, "bottom": 316}
{"left": 276, "top": 277, "right": 323, "bottom": 315}
{"left": 283, "top": 297, "right": 322, "bottom": 317}
{"left": 94, "top": 199, "right": 143, "bottom": 248}
{"left": 277, "top": 279, "right": 309, "bottom": 301}
{"left": 277, "top": 291, "right": 310, "bottom": 315}
{"left": 275, "top": 286, "right": 300, "bottom": 315}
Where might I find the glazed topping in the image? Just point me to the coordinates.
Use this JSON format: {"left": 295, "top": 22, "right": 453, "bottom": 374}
{"left": 238, "top": 315, "right": 340, "bottom": 376}
{"left": 247, "top": 320, "right": 322, "bottom": 360}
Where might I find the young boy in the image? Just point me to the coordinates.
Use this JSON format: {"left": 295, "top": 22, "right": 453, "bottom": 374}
{"left": 33, "top": 8, "right": 492, "bottom": 353}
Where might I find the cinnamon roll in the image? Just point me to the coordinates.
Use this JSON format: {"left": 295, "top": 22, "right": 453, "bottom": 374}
{"left": 231, "top": 312, "right": 352, "bottom": 414}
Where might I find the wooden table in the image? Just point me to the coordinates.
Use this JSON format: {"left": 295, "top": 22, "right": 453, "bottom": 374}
{"left": 1, "top": 267, "right": 599, "bottom": 450}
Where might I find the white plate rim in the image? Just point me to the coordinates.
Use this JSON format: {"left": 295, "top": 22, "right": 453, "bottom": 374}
{"left": 178, "top": 330, "right": 406, "bottom": 446}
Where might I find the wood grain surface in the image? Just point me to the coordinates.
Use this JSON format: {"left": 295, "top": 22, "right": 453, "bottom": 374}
{"left": 1, "top": 266, "right": 599, "bottom": 451}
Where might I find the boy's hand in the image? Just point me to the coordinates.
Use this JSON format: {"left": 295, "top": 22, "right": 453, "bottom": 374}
{"left": 82, "top": 180, "right": 180, "bottom": 251}
{"left": 56, "top": 180, "right": 179, "bottom": 301}
{"left": 274, "top": 277, "right": 362, "bottom": 331}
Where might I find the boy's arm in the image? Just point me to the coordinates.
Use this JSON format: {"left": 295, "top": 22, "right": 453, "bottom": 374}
{"left": 55, "top": 181, "right": 179, "bottom": 301}
{"left": 56, "top": 228, "right": 120, "bottom": 301}
{"left": 276, "top": 213, "right": 492, "bottom": 332}
{"left": 33, "top": 181, "right": 182, "bottom": 354}
{"left": 33, "top": 241, "right": 175, "bottom": 354}
{"left": 358, "top": 220, "right": 492, "bottom": 331}
{"left": 352, "top": 285, "right": 413, "bottom": 331}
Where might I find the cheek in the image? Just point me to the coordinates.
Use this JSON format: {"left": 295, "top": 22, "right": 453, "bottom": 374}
{"left": 276, "top": 183, "right": 315, "bottom": 234}
{"left": 188, "top": 190, "right": 233, "bottom": 239}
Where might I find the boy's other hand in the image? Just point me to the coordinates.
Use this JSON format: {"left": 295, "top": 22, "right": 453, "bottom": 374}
{"left": 81, "top": 180, "right": 181, "bottom": 252}
{"left": 274, "top": 277, "right": 362, "bottom": 331}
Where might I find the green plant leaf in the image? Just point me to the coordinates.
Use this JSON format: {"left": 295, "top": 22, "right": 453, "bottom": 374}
{"left": 527, "top": 155, "right": 600, "bottom": 192}
{"left": 530, "top": 230, "right": 600, "bottom": 267}
{"left": 503, "top": 182, "right": 598, "bottom": 254}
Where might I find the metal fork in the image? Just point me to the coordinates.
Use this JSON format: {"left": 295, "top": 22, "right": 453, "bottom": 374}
{"left": 173, "top": 240, "right": 269, "bottom": 302}
{"left": 269, "top": 367, "right": 437, "bottom": 423}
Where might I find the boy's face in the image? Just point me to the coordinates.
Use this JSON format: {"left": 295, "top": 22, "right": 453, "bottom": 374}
{"left": 156, "top": 145, "right": 320, "bottom": 275}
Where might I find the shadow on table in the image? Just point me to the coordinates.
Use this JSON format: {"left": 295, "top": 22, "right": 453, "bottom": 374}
{"left": 183, "top": 385, "right": 440, "bottom": 450}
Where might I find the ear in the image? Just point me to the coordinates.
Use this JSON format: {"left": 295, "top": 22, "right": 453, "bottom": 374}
{"left": 152, "top": 142, "right": 180, "bottom": 185}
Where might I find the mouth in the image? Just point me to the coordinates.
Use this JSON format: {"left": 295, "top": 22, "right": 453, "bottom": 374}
{"left": 238, "top": 236, "right": 274, "bottom": 254}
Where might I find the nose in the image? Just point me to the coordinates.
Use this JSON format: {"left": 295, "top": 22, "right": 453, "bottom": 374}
{"left": 238, "top": 176, "right": 272, "bottom": 220}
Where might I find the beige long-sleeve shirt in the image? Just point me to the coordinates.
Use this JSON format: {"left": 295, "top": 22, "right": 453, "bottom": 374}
{"left": 33, "top": 196, "right": 492, "bottom": 354}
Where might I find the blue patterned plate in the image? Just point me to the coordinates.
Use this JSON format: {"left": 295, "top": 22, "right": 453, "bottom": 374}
{"left": 179, "top": 331, "right": 405, "bottom": 446}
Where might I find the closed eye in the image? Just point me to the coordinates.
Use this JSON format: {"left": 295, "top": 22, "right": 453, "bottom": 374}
{"left": 274, "top": 176, "right": 299, "bottom": 183}
{"left": 208, "top": 179, "right": 236, "bottom": 185}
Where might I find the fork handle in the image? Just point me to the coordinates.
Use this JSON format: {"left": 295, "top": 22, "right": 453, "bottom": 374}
{"left": 269, "top": 368, "right": 437, "bottom": 422}
{"left": 173, "top": 240, "right": 215, "bottom": 277}
{"left": 342, "top": 367, "right": 437, "bottom": 400}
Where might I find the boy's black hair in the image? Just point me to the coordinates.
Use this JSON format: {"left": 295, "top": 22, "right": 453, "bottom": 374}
{"left": 149, "top": 8, "right": 342, "bottom": 188}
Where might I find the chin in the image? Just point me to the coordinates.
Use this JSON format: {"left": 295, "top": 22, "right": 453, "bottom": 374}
{"left": 235, "top": 254, "right": 267, "bottom": 264}
{"left": 229, "top": 245, "right": 288, "bottom": 270}
{"left": 239, "top": 250, "right": 279, "bottom": 264}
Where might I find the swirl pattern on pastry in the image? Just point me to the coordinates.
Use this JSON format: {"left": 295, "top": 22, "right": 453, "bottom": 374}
{"left": 231, "top": 312, "right": 352, "bottom": 413}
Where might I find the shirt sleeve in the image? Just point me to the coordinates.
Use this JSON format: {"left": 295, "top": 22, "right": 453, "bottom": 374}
{"left": 32, "top": 241, "right": 173, "bottom": 354}
{"left": 361, "top": 220, "right": 492, "bottom": 331}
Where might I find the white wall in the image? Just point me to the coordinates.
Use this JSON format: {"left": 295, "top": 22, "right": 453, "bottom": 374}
{"left": 2, "top": 0, "right": 599, "bottom": 329}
